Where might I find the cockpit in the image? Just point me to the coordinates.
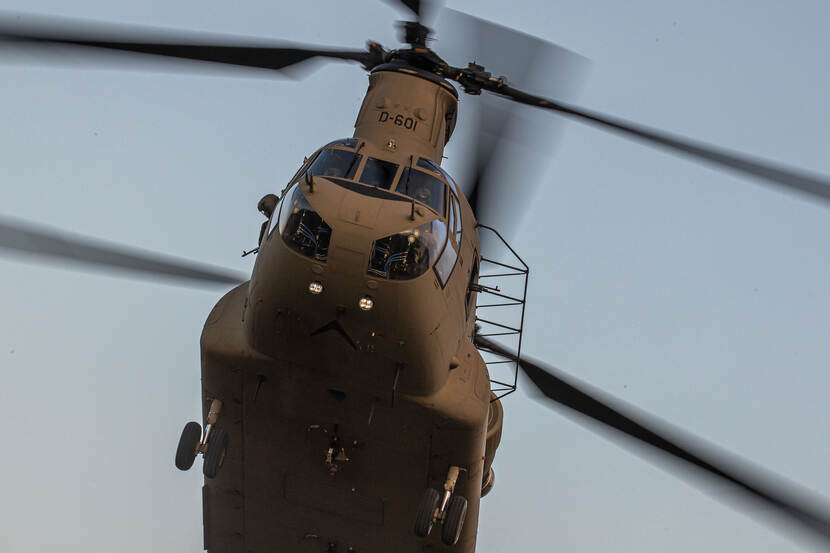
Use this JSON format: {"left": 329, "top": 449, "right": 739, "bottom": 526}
{"left": 272, "top": 139, "right": 463, "bottom": 286}
{"left": 294, "top": 138, "right": 449, "bottom": 215}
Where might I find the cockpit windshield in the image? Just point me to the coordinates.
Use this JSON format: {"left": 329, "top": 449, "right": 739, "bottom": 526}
{"left": 397, "top": 168, "right": 446, "bottom": 215}
{"left": 308, "top": 148, "right": 362, "bottom": 180}
{"left": 293, "top": 148, "right": 454, "bottom": 219}
{"left": 359, "top": 157, "right": 399, "bottom": 190}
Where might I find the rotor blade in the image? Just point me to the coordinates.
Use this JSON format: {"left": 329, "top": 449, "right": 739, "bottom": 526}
{"left": 384, "top": 0, "right": 442, "bottom": 23}
{"left": 482, "top": 82, "right": 830, "bottom": 204}
{"left": 0, "top": 13, "right": 372, "bottom": 75}
{"left": 0, "top": 217, "right": 246, "bottom": 287}
{"left": 438, "top": 10, "right": 586, "bottom": 220}
{"left": 396, "top": 0, "right": 423, "bottom": 17}
{"left": 475, "top": 335, "right": 830, "bottom": 547}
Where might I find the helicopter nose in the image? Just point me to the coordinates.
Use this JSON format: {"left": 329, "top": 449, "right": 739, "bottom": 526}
{"left": 327, "top": 240, "right": 370, "bottom": 278}
{"left": 247, "top": 185, "right": 453, "bottom": 395}
{"left": 335, "top": 191, "right": 382, "bottom": 230}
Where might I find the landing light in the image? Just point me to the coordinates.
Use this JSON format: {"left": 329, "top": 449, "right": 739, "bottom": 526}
{"left": 359, "top": 296, "right": 374, "bottom": 311}
{"left": 308, "top": 281, "right": 324, "bottom": 295}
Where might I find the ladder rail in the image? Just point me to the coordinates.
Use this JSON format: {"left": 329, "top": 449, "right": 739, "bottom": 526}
{"left": 473, "top": 224, "right": 530, "bottom": 402}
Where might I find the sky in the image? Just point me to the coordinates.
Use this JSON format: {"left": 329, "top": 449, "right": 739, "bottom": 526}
{"left": 1, "top": 1, "right": 829, "bottom": 552}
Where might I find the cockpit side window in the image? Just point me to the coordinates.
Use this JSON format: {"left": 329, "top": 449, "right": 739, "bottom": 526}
{"left": 272, "top": 152, "right": 319, "bottom": 235}
{"left": 307, "top": 148, "right": 362, "bottom": 180}
{"left": 447, "top": 191, "right": 457, "bottom": 236}
{"left": 434, "top": 235, "right": 458, "bottom": 287}
{"left": 417, "top": 158, "right": 460, "bottom": 197}
{"left": 359, "top": 158, "right": 399, "bottom": 190}
{"left": 397, "top": 168, "right": 447, "bottom": 215}
{"left": 435, "top": 194, "right": 461, "bottom": 287}
{"left": 451, "top": 193, "right": 462, "bottom": 244}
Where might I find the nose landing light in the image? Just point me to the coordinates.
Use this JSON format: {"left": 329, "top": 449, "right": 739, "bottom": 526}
{"left": 358, "top": 296, "right": 374, "bottom": 311}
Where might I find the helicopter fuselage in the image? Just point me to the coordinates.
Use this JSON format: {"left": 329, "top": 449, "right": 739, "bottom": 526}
{"left": 197, "top": 65, "right": 503, "bottom": 553}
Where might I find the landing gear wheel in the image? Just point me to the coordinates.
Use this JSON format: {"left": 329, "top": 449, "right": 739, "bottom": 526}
{"left": 175, "top": 421, "right": 202, "bottom": 471}
{"left": 413, "top": 487, "right": 440, "bottom": 537}
{"left": 203, "top": 427, "right": 228, "bottom": 479}
{"left": 441, "top": 495, "right": 468, "bottom": 546}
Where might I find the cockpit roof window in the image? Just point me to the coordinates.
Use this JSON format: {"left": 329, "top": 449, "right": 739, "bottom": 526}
{"left": 308, "top": 148, "right": 362, "bottom": 180}
{"left": 397, "top": 168, "right": 446, "bottom": 215}
{"left": 326, "top": 138, "right": 359, "bottom": 149}
{"left": 417, "top": 158, "right": 441, "bottom": 173}
{"left": 359, "top": 158, "right": 399, "bottom": 190}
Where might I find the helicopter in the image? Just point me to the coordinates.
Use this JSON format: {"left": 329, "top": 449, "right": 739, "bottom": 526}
{"left": 1, "top": 1, "right": 830, "bottom": 552}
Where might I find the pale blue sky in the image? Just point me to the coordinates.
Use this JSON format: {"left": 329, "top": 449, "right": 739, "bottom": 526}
{"left": 1, "top": 1, "right": 829, "bottom": 552}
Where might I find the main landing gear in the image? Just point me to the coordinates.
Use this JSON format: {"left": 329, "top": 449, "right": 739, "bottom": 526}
{"left": 175, "top": 399, "right": 228, "bottom": 479}
{"left": 413, "top": 466, "right": 469, "bottom": 546}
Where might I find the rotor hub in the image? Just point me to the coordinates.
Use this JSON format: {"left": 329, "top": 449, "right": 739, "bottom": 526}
{"left": 400, "top": 21, "right": 431, "bottom": 48}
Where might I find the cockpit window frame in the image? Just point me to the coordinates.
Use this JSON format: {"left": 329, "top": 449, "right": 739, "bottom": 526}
{"left": 325, "top": 138, "right": 359, "bottom": 149}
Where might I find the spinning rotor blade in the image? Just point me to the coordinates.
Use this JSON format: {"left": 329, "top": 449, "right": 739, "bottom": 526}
{"left": 441, "top": 9, "right": 586, "bottom": 219}
{"left": 393, "top": 0, "right": 423, "bottom": 17}
{"left": 475, "top": 335, "right": 830, "bottom": 547}
{"left": 478, "top": 82, "right": 830, "bottom": 205}
{"left": 0, "top": 13, "right": 374, "bottom": 75}
{"left": 384, "top": 0, "right": 443, "bottom": 25}
{"left": 0, "top": 217, "right": 245, "bottom": 287}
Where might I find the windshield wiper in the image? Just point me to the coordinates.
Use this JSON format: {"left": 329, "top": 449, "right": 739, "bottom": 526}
{"left": 342, "top": 141, "right": 364, "bottom": 180}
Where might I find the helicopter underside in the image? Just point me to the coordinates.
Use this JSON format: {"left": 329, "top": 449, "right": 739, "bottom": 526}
{"left": 197, "top": 283, "right": 491, "bottom": 553}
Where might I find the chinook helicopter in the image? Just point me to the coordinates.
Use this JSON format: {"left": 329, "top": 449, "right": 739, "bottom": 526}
{"left": 2, "top": 1, "right": 830, "bottom": 552}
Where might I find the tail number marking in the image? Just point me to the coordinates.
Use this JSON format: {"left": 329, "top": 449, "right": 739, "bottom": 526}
{"left": 378, "top": 111, "right": 418, "bottom": 131}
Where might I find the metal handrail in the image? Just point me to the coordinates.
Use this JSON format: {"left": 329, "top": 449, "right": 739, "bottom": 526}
{"left": 480, "top": 257, "right": 526, "bottom": 272}
{"left": 479, "top": 271, "right": 526, "bottom": 278}
{"left": 473, "top": 224, "right": 529, "bottom": 401}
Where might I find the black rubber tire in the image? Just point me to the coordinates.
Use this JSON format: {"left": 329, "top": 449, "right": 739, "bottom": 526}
{"left": 175, "top": 421, "right": 202, "bottom": 471}
{"left": 203, "top": 427, "right": 228, "bottom": 479}
{"left": 413, "top": 488, "right": 440, "bottom": 537}
{"left": 441, "top": 495, "right": 468, "bottom": 546}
